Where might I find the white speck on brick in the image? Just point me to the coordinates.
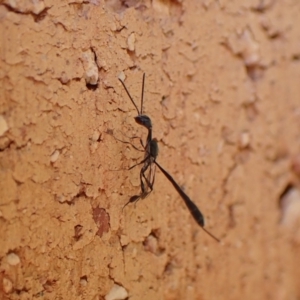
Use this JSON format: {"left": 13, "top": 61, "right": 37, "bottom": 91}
{"left": 50, "top": 150, "right": 60, "bottom": 163}
{"left": 127, "top": 33, "right": 135, "bottom": 51}
{"left": 0, "top": 115, "right": 8, "bottom": 136}
{"left": 118, "top": 72, "right": 126, "bottom": 82}
{"left": 7, "top": 253, "right": 20, "bottom": 266}
{"left": 238, "top": 131, "right": 250, "bottom": 149}
{"left": 81, "top": 49, "right": 99, "bottom": 85}
{"left": 3, "top": 277, "right": 13, "bottom": 294}
{"left": 105, "top": 284, "right": 128, "bottom": 300}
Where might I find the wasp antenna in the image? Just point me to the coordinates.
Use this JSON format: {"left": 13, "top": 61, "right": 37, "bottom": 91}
{"left": 119, "top": 78, "right": 140, "bottom": 115}
{"left": 141, "top": 73, "right": 145, "bottom": 115}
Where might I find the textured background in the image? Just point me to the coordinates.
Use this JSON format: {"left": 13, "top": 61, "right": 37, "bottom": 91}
{"left": 1, "top": 0, "right": 300, "bottom": 299}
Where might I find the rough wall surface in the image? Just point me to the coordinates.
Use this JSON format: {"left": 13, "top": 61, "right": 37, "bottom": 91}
{"left": 1, "top": 0, "right": 300, "bottom": 299}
